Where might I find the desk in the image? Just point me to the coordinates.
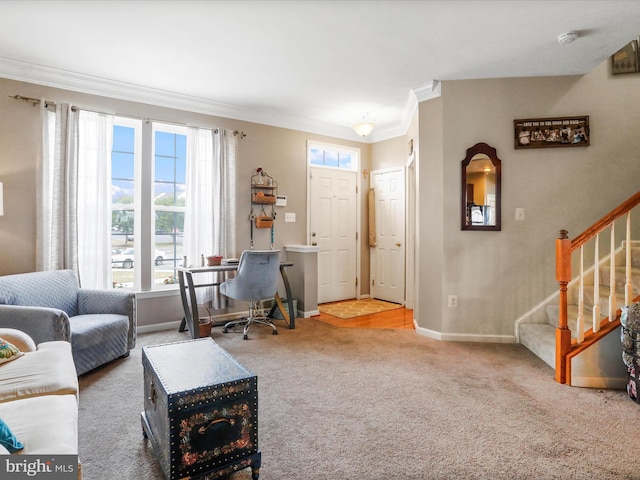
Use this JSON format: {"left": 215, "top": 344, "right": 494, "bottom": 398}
{"left": 177, "top": 262, "right": 295, "bottom": 339}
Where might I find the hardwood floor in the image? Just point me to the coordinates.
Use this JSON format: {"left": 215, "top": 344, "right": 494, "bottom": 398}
{"left": 313, "top": 303, "right": 414, "bottom": 330}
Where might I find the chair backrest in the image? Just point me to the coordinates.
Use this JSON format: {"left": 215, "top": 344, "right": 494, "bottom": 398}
{"left": 221, "top": 250, "right": 281, "bottom": 302}
{"left": 0, "top": 270, "right": 80, "bottom": 316}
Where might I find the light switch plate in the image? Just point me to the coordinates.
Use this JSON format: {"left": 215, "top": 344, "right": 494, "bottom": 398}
{"left": 515, "top": 208, "right": 525, "bottom": 221}
{"left": 285, "top": 212, "right": 296, "bottom": 222}
{"left": 275, "top": 195, "right": 287, "bottom": 206}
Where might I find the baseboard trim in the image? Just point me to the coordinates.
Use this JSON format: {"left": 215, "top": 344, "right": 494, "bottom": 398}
{"left": 137, "top": 320, "right": 182, "bottom": 333}
{"left": 303, "top": 309, "right": 320, "bottom": 318}
{"left": 414, "top": 322, "right": 516, "bottom": 343}
{"left": 137, "top": 312, "right": 247, "bottom": 334}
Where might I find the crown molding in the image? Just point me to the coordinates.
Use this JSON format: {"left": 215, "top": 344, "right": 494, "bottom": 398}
{"left": 0, "top": 56, "right": 419, "bottom": 144}
{"left": 413, "top": 80, "right": 442, "bottom": 103}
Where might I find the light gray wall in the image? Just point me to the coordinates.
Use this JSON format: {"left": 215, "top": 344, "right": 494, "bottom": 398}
{"left": 416, "top": 59, "right": 640, "bottom": 339}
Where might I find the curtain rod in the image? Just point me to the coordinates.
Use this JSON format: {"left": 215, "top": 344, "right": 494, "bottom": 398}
{"left": 9, "top": 94, "right": 247, "bottom": 138}
{"left": 9, "top": 94, "right": 54, "bottom": 108}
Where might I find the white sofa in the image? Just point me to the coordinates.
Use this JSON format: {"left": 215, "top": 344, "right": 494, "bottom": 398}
{"left": 0, "top": 328, "right": 79, "bottom": 465}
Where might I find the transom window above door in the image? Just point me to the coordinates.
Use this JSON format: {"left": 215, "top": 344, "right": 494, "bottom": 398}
{"left": 309, "top": 142, "right": 358, "bottom": 170}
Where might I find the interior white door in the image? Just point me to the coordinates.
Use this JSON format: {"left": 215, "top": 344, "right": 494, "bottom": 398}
{"left": 309, "top": 167, "right": 357, "bottom": 304}
{"left": 371, "top": 168, "right": 405, "bottom": 304}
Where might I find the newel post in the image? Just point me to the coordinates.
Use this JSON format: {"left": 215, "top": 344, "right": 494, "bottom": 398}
{"left": 555, "top": 229, "right": 572, "bottom": 384}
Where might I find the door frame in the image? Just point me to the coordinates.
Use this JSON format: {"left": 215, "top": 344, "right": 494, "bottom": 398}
{"left": 369, "top": 166, "right": 407, "bottom": 304}
{"left": 306, "top": 140, "right": 362, "bottom": 301}
{"left": 405, "top": 153, "right": 416, "bottom": 310}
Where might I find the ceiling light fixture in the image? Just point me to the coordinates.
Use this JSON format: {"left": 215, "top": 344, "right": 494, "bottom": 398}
{"left": 557, "top": 31, "right": 579, "bottom": 45}
{"left": 352, "top": 115, "right": 376, "bottom": 138}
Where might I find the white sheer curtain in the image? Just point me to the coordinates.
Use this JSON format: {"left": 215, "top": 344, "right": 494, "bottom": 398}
{"left": 37, "top": 102, "right": 79, "bottom": 272}
{"left": 76, "top": 110, "right": 114, "bottom": 289}
{"left": 38, "top": 103, "right": 114, "bottom": 288}
{"left": 215, "top": 129, "right": 237, "bottom": 259}
{"left": 184, "top": 128, "right": 237, "bottom": 306}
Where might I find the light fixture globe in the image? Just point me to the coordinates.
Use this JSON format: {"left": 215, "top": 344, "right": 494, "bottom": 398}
{"left": 352, "top": 119, "right": 376, "bottom": 137}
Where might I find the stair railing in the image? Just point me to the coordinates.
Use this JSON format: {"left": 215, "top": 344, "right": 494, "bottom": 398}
{"left": 556, "top": 191, "right": 640, "bottom": 385}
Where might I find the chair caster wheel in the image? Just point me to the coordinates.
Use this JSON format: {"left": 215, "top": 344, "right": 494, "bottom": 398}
{"left": 272, "top": 330, "right": 278, "bottom": 335}
{"left": 223, "top": 328, "right": 228, "bottom": 333}
{"left": 243, "top": 334, "right": 249, "bottom": 340}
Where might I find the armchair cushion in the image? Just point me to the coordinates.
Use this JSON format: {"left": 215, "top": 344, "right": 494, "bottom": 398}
{"left": 70, "top": 314, "right": 130, "bottom": 376}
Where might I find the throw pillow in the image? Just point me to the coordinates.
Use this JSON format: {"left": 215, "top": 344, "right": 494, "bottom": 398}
{"left": 0, "top": 418, "right": 23, "bottom": 452}
{"left": 0, "top": 338, "right": 23, "bottom": 365}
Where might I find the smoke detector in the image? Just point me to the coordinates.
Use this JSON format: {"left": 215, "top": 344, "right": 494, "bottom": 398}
{"left": 557, "top": 31, "right": 579, "bottom": 45}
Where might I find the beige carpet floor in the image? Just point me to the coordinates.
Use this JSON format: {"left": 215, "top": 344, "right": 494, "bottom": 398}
{"left": 78, "top": 319, "right": 637, "bottom": 479}
{"left": 318, "top": 298, "right": 402, "bottom": 319}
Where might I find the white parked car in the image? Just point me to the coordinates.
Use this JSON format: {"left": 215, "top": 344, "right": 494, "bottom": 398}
{"left": 111, "top": 248, "right": 165, "bottom": 268}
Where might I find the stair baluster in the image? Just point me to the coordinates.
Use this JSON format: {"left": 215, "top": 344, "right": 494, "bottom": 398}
{"left": 593, "top": 233, "right": 600, "bottom": 333}
{"left": 610, "top": 223, "right": 617, "bottom": 322}
{"left": 577, "top": 245, "right": 585, "bottom": 344}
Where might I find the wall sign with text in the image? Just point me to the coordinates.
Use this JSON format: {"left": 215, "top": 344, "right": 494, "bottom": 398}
{"left": 514, "top": 116, "right": 590, "bottom": 149}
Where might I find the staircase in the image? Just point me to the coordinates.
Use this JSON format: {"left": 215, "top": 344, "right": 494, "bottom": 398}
{"left": 520, "top": 243, "right": 640, "bottom": 382}
{"left": 518, "top": 192, "right": 640, "bottom": 388}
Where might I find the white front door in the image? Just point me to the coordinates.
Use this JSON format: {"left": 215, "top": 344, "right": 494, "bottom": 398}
{"left": 371, "top": 168, "right": 405, "bottom": 304}
{"left": 309, "top": 166, "right": 357, "bottom": 304}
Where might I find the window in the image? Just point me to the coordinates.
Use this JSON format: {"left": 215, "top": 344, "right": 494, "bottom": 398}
{"left": 111, "top": 120, "right": 139, "bottom": 288}
{"left": 111, "top": 119, "right": 187, "bottom": 290}
{"left": 153, "top": 125, "right": 186, "bottom": 287}
{"left": 309, "top": 142, "right": 357, "bottom": 170}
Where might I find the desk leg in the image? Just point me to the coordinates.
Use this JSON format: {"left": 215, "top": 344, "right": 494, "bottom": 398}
{"left": 279, "top": 266, "right": 295, "bottom": 329}
{"left": 178, "top": 270, "right": 190, "bottom": 333}
{"left": 273, "top": 293, "right": 290, "bottom": 327}
{"left": 178, "top": 270, "right": 200, "bottom": 339}
{"left": 185, "top": 272, "right": 200, "bottom": 339}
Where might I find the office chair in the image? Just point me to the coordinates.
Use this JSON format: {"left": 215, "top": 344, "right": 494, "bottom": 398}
{"left": 221, "top": 249, "right": 281, "bottom": 340}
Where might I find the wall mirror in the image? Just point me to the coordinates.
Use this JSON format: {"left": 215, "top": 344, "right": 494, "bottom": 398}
{"left": 461, "top": 142, "right": 501, "bottom": 231}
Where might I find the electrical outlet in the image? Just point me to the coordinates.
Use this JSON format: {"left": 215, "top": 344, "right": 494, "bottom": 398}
{"left": 285, "top": 212, "right": 296, "bottom": 222}
{"left": 448, "top": 295, "right": 458, "bottom": 308}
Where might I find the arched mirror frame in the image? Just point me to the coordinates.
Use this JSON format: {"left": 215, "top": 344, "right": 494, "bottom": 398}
{"left": 461, "top": 142, "right": 501, "bottom": 231}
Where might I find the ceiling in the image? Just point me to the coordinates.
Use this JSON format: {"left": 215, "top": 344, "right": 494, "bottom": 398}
{"left": 1, "top": 1, "right": 639, "bottom": 143}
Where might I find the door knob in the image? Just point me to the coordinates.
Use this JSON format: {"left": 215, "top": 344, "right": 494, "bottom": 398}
{"left": 312, "top": 232, "right": 316, "bottom": 237}
{"left": 396, "top": 242, "right": 401, "bottom": 247}
{"left": 311, "top": 242, "right": 317, "bottom": 246}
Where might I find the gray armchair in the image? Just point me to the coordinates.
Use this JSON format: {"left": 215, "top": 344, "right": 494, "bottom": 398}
{"left": 0, "top": 269, "right": 136, "bottom": 375}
